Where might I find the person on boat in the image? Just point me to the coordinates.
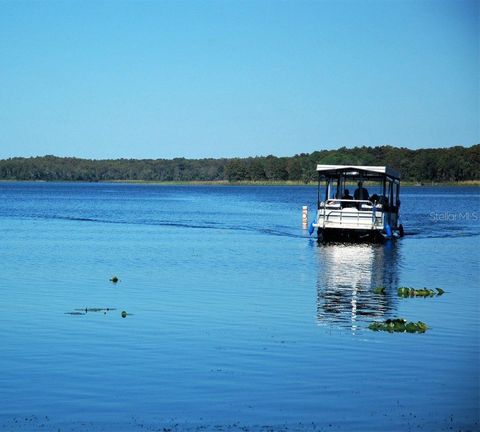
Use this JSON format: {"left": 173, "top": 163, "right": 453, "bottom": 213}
{"left": 342, "top": 189, "right": 354, "bottom": 207}
{"left": 354, "top": 181, "right": 369, "bottom": 201}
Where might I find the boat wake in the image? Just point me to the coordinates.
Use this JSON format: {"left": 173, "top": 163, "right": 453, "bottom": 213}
{"left": 18, "top": 214, "right": 306, "bottom": 239}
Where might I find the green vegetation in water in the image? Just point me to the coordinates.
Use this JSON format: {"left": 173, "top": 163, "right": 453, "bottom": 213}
{"left": 368, "top": 318, "right": 428, "bottom": 333}
{"left": 373, "top": 286, "right": 445, "bottom": 296}
{"left": 110, "top": 276, "right": 119, "bottom": 283}
{"left": 120, "top": 311, "right": 135, "bottom": 318}
{"left": 373, "top": 286, "right": 386, "bottom": 294}
{"left": 397, "top": 287, "right": 445, "bottom": 297}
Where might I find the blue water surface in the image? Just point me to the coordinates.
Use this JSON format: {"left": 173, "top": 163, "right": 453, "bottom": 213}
{"left": 0, "top": 183, "right": 478, "bottom": 432}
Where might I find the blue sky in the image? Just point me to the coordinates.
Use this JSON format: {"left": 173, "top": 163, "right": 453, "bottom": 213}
{"left": 0, "top": 0, "right": 478, "bottom": 159}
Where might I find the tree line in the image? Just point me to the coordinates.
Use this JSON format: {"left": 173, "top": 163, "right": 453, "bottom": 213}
{"left": 0, "top": 144, "right": 478, "bottom": 183}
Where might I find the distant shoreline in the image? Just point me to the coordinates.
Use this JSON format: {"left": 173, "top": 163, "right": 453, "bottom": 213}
{"left": 1, "top": 145, "right": 479, "bottom": 185}
{"left": 0, "top": 179, "right": 479, "bottom": 187}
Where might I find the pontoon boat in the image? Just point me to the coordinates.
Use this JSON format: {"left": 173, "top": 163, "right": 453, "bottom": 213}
{"left": 310, "top": 165, "right": 404, "bottom": 242}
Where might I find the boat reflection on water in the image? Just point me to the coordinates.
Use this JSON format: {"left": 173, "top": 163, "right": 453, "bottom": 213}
{"left": 315, "top": 241, "right": 401, "bottom": 332}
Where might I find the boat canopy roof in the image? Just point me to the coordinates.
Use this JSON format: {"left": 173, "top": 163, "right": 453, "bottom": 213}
{"left": 316, "top": 164, "right": 400, "bottom": 181}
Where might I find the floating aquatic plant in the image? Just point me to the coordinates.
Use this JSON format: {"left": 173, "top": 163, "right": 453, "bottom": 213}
{"left": 368, "top": 318, "right": 428, "bottom": 333}
{"left": 373, "top": 287, "right": 445, "bottom": 297}
{"left": 373, "top": 287, "right": 386, "bottom": 294}
{"left": 120, "top": 310, "right": 135, "bottom": 318}
{"left": 397, "top": 287, "right": 445, "bottom": 298}
{"left": 74, "top": 307, "right": 117, "bottom": 313}
{"left": 65, "top": 307, "right": 117, "bottom": 316}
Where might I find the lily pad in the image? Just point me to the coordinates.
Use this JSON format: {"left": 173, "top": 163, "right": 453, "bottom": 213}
{"left": 397, "top": 287, "right": 445, "bottom": 298}
{"left": 405, "top": 322, "right": 417, "bottom": 333}
{"left": 373, "top": 287, "right": 386, "bottom": 295}
{"left": 368, "top": 318, "right": 428, "bottom": 333}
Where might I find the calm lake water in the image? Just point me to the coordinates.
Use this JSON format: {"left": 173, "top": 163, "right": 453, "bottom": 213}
{"left": 0, "top": 183, "right": 478, "bottom": 432}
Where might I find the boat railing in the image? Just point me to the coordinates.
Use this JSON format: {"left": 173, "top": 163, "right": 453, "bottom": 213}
{"left": 319, "top": 199, "right": 382, "bottom": 229}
